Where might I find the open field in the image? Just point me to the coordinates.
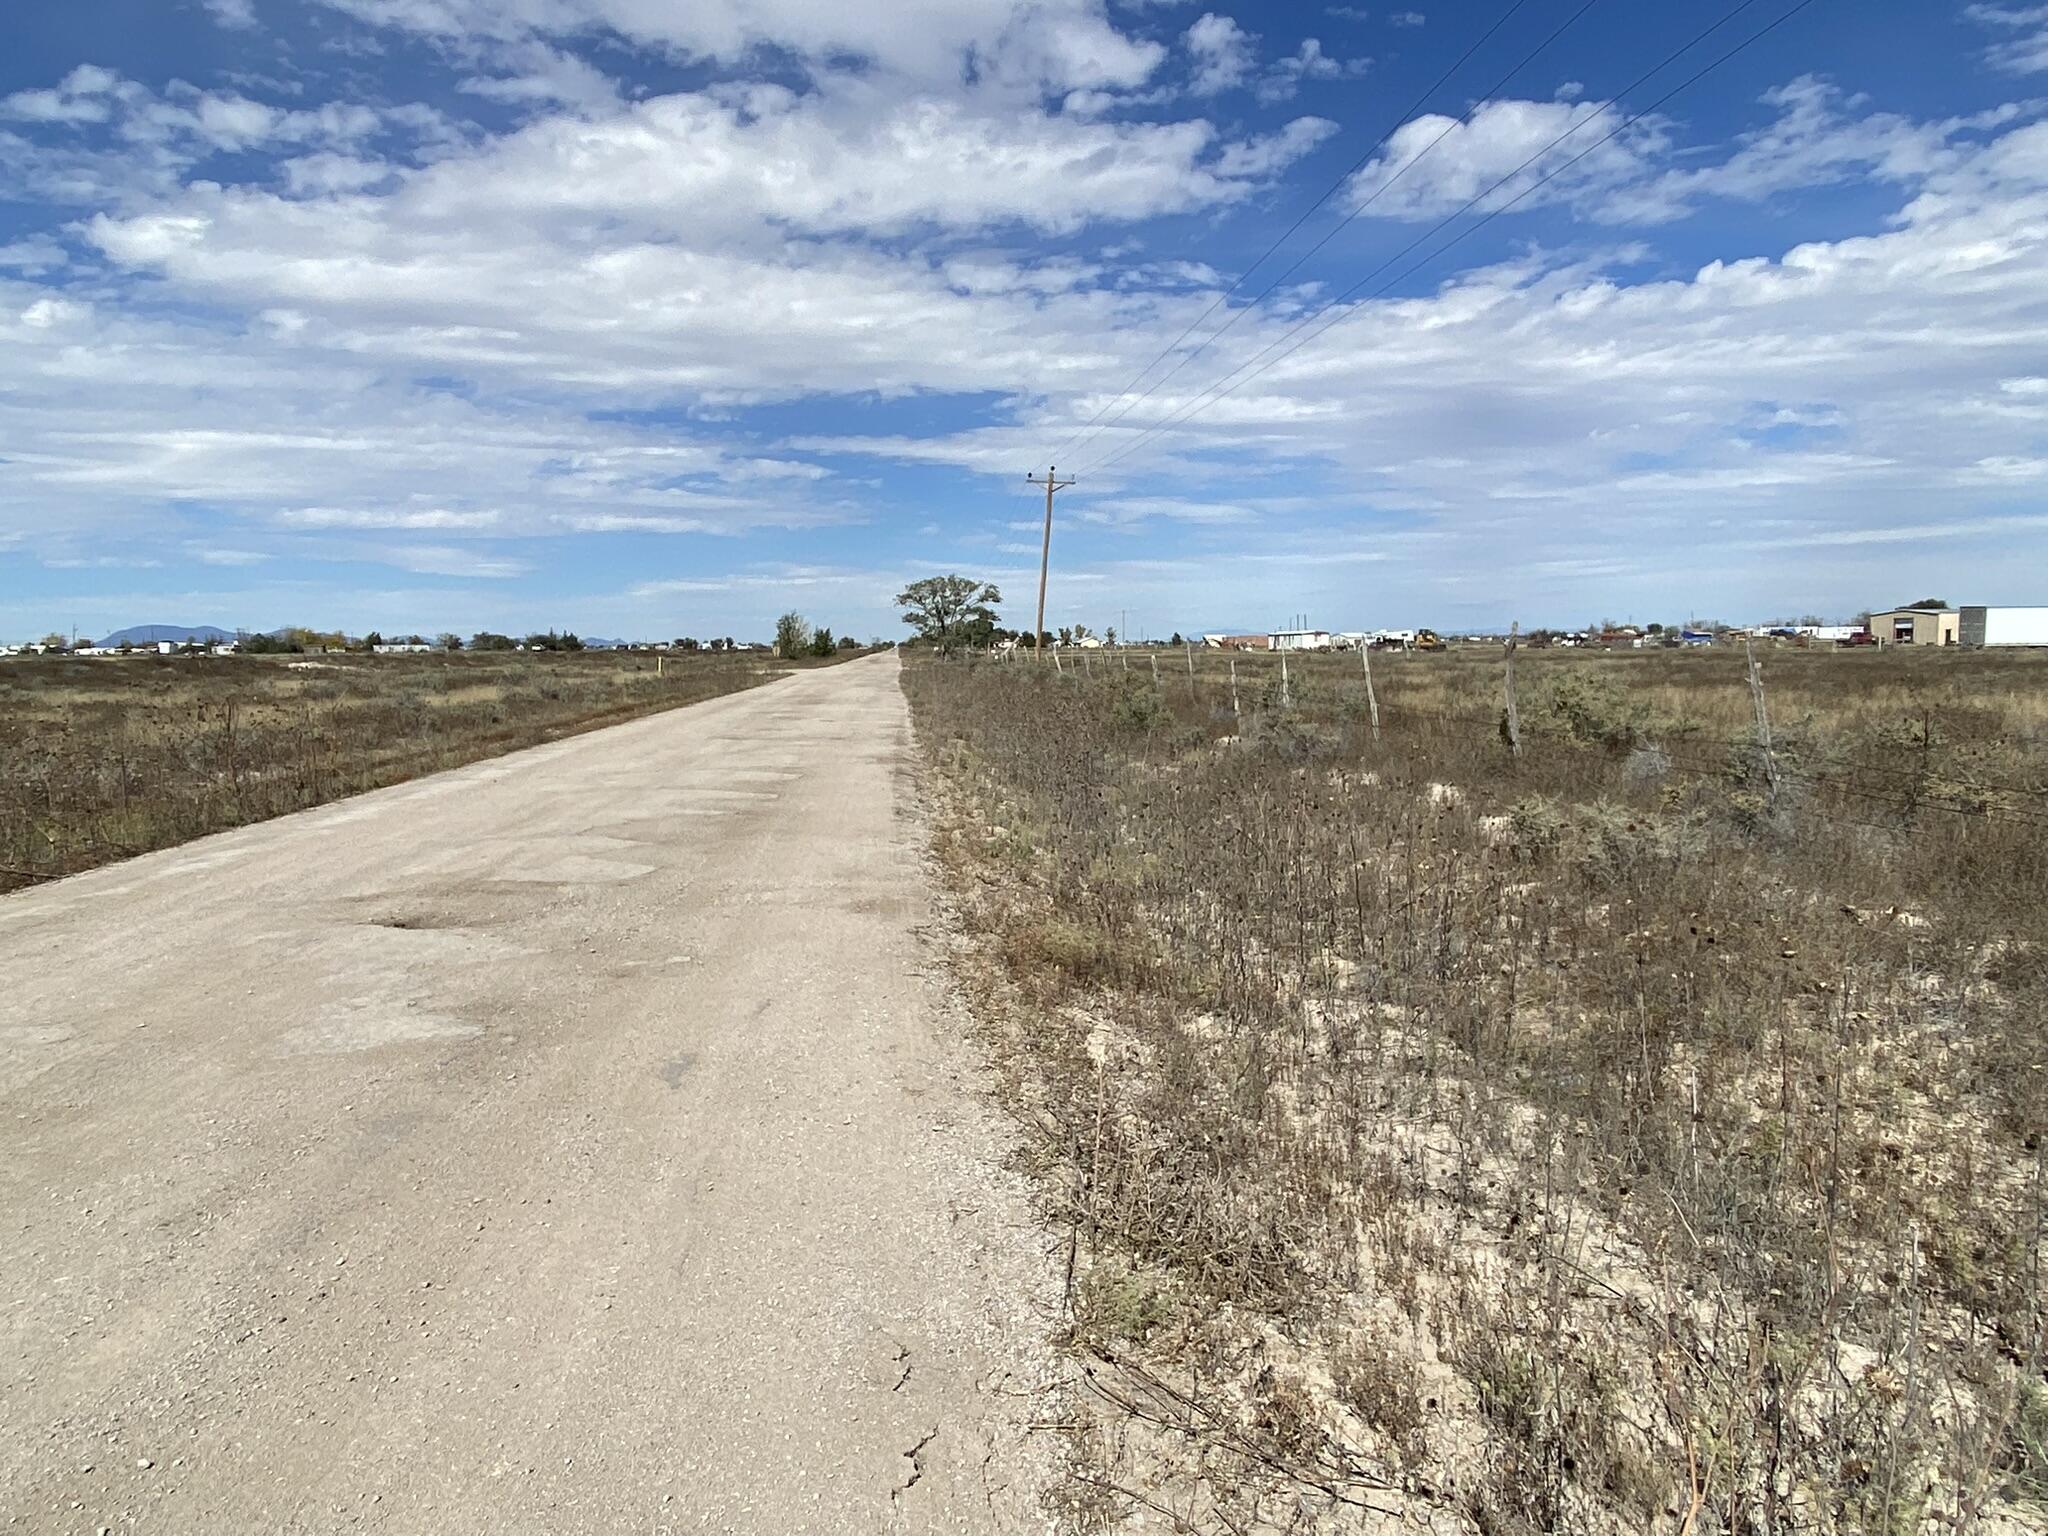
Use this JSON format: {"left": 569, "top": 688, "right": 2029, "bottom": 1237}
{"left": 0, "top": 649, "right": 792, "bottom": 892}
{"left": 905, "top": 644, "right": 2048, "bottom": 1534}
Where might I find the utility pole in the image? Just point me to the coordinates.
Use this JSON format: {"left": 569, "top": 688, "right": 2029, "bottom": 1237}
{"left": 1025, "top": 467, "right": 1075, "bottom": 660}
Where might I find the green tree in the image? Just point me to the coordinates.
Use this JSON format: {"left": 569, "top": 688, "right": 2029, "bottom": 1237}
{"left": 470, "top": 631, "right": 514, "bottom": 651}
{"left": 808, "top": 626, "right": 836, "bottom": 657}
{"left": 520, "top": 630, "right": 584, "bottom": 652}
{"left": 837, "top": 634, "right": 862, "bottom": 651}
{"left": 674, "top": 636, "right": 700, "bottom": 651}
{"left": 896, "top": 575, "right": 1001, "bottom": 654}
{"left": 437, "top": 632, "right": 464, "bottom": 651}
{"left": 775, "top": 611, "right": 811, "bottom": 659}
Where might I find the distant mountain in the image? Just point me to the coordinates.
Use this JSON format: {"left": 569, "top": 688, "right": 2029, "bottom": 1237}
{"left": 97, "top": 624, "right": 235, "bottom": 647}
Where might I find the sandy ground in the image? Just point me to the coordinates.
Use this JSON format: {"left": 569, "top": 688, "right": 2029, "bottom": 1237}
{"left": 0, "top": 653, "right": 1062, "bottom": 1534}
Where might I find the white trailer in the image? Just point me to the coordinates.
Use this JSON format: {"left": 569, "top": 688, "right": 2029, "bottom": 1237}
{"left": 1959, "top": 606, "right": 2048, "bottom": 647}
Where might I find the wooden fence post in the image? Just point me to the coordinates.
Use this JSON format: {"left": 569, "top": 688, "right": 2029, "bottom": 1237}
{"left": 1280, "top": 647, "right": 1292, "bottom": 709}
{"left": 1745, "top": 638, "right": 1780, "bottom": 804}
{"left": 1230, "top": 656, "right": 1241, "bottom": 720}
{"left": 1503, "top": 623, "right": 1522, "bottom": 761}
{"left": 1186, "top": 642, "right": 1196, "bottom": 702}
{"left": 1360, "top": 641, "right": 1381, "bottom": 745}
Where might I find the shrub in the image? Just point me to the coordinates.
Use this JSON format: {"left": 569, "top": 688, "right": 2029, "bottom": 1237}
{"left": 1535, "top": 670, "right": 1649, "bottom": 749}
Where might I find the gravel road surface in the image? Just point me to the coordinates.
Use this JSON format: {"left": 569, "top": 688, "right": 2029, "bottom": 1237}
{"left": 0, "top": 653, "right": 1059, "bottom": 1534}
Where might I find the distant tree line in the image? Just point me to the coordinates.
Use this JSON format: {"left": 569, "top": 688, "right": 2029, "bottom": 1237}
{"left": 774, "top": 612, "right": 870, "bottom": 659}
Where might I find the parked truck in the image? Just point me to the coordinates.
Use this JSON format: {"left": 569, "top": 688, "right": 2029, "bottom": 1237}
{"left": 1959, "top": 606, "right": 2048, "bottom": 647}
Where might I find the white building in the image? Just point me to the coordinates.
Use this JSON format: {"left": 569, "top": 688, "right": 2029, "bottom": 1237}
{"left": 1269, "top": 629, "right": 1331, "bottom": 652}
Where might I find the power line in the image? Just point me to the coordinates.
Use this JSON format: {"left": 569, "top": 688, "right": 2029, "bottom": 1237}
{"left": 1055, "top": 0, "right": 1606, "bottom": 470}
{"left": 1079, "top": 0, "right": 1814, "bottom": 478}
{"left": 1045, "top": 0, "right": 1547, "bottom": 467}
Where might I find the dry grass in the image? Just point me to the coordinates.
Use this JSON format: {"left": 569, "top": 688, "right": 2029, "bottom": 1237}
{"left": 0, "top": 649, "right": 779, "bottom": 890}
{"left": 908, "top": 644, "right": 2048, "bottom": 1535}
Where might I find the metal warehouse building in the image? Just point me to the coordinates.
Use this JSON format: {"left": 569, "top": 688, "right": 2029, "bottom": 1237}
{"left": 1867, "top": 605, "right": 1959, "bottom": 645}
{"left": 1960, "top": 606, "right": 2048, "bottom": 646}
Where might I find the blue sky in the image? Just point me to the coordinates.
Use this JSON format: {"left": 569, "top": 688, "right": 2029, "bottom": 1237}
{"left": 4, "top": 0, "right": 2047, "bottom": 642}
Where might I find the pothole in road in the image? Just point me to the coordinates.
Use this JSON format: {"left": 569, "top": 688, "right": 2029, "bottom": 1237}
{"left": 366, "top": 911, "right": 465, "bottom": 932}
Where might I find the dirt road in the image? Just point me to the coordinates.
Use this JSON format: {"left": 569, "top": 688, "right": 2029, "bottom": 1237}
{"left": 0, "top": 654, "right": 1058, "bottom": 1533}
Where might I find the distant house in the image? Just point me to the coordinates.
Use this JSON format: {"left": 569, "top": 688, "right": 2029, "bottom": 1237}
{"left": 372, "top": 642, "right": 433, "bottom": 654}
{"left": 1202, "top": 634, "right": 1270, "bottom": 650}
{"left": 1868, "top": 605, "right": 1959, "bottom": 646}
{"left": 1269, "top": 629, "right": 1331, "bottom": 652}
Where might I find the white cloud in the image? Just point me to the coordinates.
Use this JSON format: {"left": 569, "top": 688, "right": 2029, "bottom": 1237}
{"left": 279, "top": 506, "right": 504, "bottom": 529}
{"left": 1969, "top": 4, "right": 2048, "bottom": 73}
{"left": 457, "top": 42, "right": 621, "bottom": 113}
{"left": 1347, "top": 97, "right": 1661, "bottom": 220}
{"left": 203, "top": 0, "right": 261, "bottom": 30}
{"left": 1185, "top": 13, "right": 1256, "bottom": 95}
{"left": 2, "top": 66, "right": 121, "bottom": 125}
{"left": 312, "top": 0, "right": 1165, "bottom": 95}
{"left": 372, "top": 544, "right": 530, "bottom": 577}
{"left": 1344, "top": 80, "right": 2035, "bottom": 226}
{"left": 1, "top": 69, "right": 430, "bottom": 210}
{"left": 1257, "top": 38, "right": 1367, "bottom": 103}
{"left": 1214, "top": 115, "right": 1338, "bottom": 177}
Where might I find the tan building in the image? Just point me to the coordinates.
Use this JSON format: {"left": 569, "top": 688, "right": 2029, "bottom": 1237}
{"left": 1867, "top": 605, "right": 1959, "bottom": 645}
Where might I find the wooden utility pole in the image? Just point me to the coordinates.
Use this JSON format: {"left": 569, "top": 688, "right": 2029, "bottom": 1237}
{"left": 1025, "top": 467, "right": 1075, "bottom": 659}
